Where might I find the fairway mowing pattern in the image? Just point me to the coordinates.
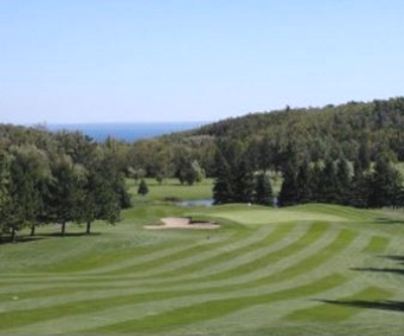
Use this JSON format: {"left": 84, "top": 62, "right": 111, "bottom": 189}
{"left": 0, "top": 204, "right": 404, "bottom": 335}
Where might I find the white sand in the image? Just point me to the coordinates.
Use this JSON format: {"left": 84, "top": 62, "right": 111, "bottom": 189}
{"left": 144, "top": 217, "right": 220, "bottom": 230}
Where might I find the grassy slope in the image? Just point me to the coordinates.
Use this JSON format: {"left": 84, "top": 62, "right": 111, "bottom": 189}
{"left": 0, "top": 183, "right": 403, "bottom": 335}
{"left": 127, "top": 178, "right": 214, "bottom": 201}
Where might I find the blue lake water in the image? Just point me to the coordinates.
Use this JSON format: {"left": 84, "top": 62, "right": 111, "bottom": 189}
{"left": 47, "top": 122, "right": 205, "bottom": 142}
{"left": 177, "top": 199, "right": 214, "bottom": 207}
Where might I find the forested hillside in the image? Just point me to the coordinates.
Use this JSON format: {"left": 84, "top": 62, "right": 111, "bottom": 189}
{"left": 1, "top": 97, "right": 404, "bottom": 241}
{"left": 127, "top": 97, "right": 404, "bottom": 179}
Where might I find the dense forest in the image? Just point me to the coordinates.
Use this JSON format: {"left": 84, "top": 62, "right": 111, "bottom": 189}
{"left": 127, "top": 97, "right": 404, "bottom": 207}
{"left": 1, "top": 97, "right": 404, "bottom": 241}
{"left": 127, "top": 97, "right": 404, "bottom": 179}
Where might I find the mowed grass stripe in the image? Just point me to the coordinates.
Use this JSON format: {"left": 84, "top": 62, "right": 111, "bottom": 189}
{"left": 103, "top": 225, "right": 272, "bottom": 277}
{"left": 0, "top": 225, "right": 290, "bottom": 304}
{"left": 147, "top": 222, "right": 329, "bottom": 288}
{"left": 287, "top": 286, "right": 393, "bottom": 322}
{"left": 0, "top": 227, "right": 354, "bottom": 331}
{"left": 92, "top": 274, "right": 348, "bottom": 333}
{"left": 0, "top": 223, "right": 335, "bottom": 311}
{"left": 31, "top": 239, "right": 187, "bottom": 275}
{"left": 96, "top": 229, "right": 248, "bottom": 277}
{"left": 130, "top": 223, "right": 295, "bottom": 279}
{"left": 0, "top": 229, "right": 243, "bottom": 285}
{"left": 362, "top": 236, "right": 390, "bottom": 254}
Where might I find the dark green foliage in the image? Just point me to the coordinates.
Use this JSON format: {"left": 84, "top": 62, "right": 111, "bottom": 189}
{"left": 358, "top": 139, "right": 371, "bottom": 172}
{"left": 176, "top": 157, "right": 205, "bottom": 186}
{"left": 80, "top": 154, "right": 124, "bottom": 234}
{"left": 1, "top": 146, "right": 51, "bottom": 241}
{"left": 349, "top": 171, "right": 371, "bottom": 208}
{"left": 48, "top": 155, "right": 86, "bottom": 236}
{"left": 336, "top": 158, "right": 352, "bottom": 205}
{"left": 254, "top": 173, "right": 273, "bottom": 206}
{"left": 233, "top": 158, "right": 255, "bottom": 203}
{"left": 279, "top": 161, "right": 298, "bottom": 206}
{"left": 368, "top": 156, "right": 402, "bottom": 208}
{"left": 319, "top": 159, "right": 339, "bottom": 203}
{"left": 130, "top": 97, "right": 404, "bottom": 180}
{"left": 213, "top": 151, "right": 234, "bottom": 205}
{"left": 138, "top": 179, "right": 149, "bottom": 196}
{"left": 213, "top": 139, "right": 255, "bottom": 205}
{"left": 309, "top": 162, "right": 322, "bottom": 202}
{"left": 295, "top": 161, "right": 312, "bottom": 203}
{"left": 0, "top": 151, "right": 12, "bottom": 238}
{"left": 0, "top": 124, "right": 128, "bottom": 241}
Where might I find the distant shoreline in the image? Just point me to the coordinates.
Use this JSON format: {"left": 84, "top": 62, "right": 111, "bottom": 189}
{"left": 45, "top": 121, "right": 207, "bottom": 142}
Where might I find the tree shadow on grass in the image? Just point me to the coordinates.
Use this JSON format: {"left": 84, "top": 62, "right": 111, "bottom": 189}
{"left": 40, "top": 232, "right": 101, "bottom": 237}
{"left": 351, "top": 254, "right": 404, "bottom": 275}
{"left": 374, "top": 217, "right": 404, "bottom": 225}
{"left": 381, "top": 255, "right": 404, "bottom": 265}
{"left": 351, "top": 267, "right": 404, "bottom": 276}
{"left": 0, "top": 231, "right": 102, "bottom": 244}
{"left": 0, "top": 236, "right": 46, "bottom": 245}
{"left": 318, "top": 299, "right": 404, "bottom": 313}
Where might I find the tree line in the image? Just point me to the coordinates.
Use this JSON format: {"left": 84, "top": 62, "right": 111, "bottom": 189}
{"left": 36, "top": 97, "right": 402, "bottom": 189}
{"left": 213, "top": 139, "right": 404, "bottom": 209}
{"left": 278, "top": 150, "right": 404, "bottom": 208}
{"left": 123, "top": 97, "right": 404, "bottom": 182}
{"left": 0, "top": 126, "right": 130, "bottom": 242}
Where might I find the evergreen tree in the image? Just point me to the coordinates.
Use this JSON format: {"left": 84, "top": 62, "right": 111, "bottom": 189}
{"left": 254, "top": 173, "right": 273, "bottom": 206}
{"left": 358, "top": 138, "right": 371, "bottom": 172}
{"left": 296, "top": 161, "right": 312, "bottom": 203}
{"left": 48, "top": 154, "right": 86, "bottom": 236}
{"left": 279, "top": 160, "right": 298, "bottom": 206}
{"left": 79, "top": 154, "right": 122, "bottom": 235}
{"left": 233, "top": 158, "right": 255, "bottom": 203}
{"left": 3, "top": 146, "right": 51, "bottom": 241}
{"left": 213, "top": 151, "right": 233, "bottom": 205}
{"left": 309, "top": 161, "right": 323, "bottom": 202}
{"left": 0, "top": 151, "right": 11, "bottom": 239}
{"left": 336, "top": 158, "right": 351, "bottom": 205}
{"left": 138, "top": 179, "right": 149, "bottom": 196}
{"left": 368, "top": 155, "right": 402, "bottom": 208}
{"left": 319, "top": 158, "right": 339, "bottom": 203}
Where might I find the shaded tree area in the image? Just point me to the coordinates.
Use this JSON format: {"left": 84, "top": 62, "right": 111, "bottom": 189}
{"left": 278, "top": 152, "right": 404, "bottom": 209}
{"left": 213, "top": 140, "right": 273, "bottom": 206}
{"left": 0, "top": 125, "right": 130, "bottom": 242}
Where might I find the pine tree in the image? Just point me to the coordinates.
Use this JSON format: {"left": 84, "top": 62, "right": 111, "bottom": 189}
{"left": 254, "top": 173, "right": 273, "bottom": 206}
{"left": 48, "top": 154, "right": 86, "bottom": 236}
{"left": 138, "top": 179, "right": 149, "bottom": 196}
{"left": 349, "top": 163, "right": 371, "bottom": 208}
{"left": 233, "top": 158, "right": 255, "bottom": 203}
{"left": 296, "top": 161, "right": 312, "bottom": 203}
{"left": 368, "top": 155, "right": 402, "bottom": 208}
{"left": 279, "top": 160, "right": 298, "bottom": 206}
{"left": 213, "top": 151, "right": 233, "bottom": 205}
{"left": 79, "top": 154, "right": 122, "bottom": 235}
{"left": 336, "top": 158, "right": 351, "bottom": 205}
{"left": 309, "top": 161, "right": 323, "bottom": 202}
{"left": 358, "top": 138, "right": 371, "bottom": 172}
{"left": 319, "top": 158, "right": 339, "bottom": 203}
{"left": 0, "top": 151, "right": 12, "bottom": 239}
{"left": 3, "top": 146, "right": 51, "bottom": 241}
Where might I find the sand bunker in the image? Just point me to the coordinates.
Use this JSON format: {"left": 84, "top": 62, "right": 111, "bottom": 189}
{"left": 145, "top": 217, "right": 220, "bottom": 230}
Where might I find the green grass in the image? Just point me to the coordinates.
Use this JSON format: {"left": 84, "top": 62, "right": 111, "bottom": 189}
{"left": 127, "top": 177, "right": 214, "bottom": 201}
{"left": 0, "top": 182, "right": 404, "bottom": 336}
{"left": 287, "top": 286, "right": 393, "bottom": 322}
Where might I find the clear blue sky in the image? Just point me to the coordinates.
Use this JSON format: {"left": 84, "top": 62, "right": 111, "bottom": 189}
{"left": 1, "top": 0, "right": 403, "bottom": 124}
